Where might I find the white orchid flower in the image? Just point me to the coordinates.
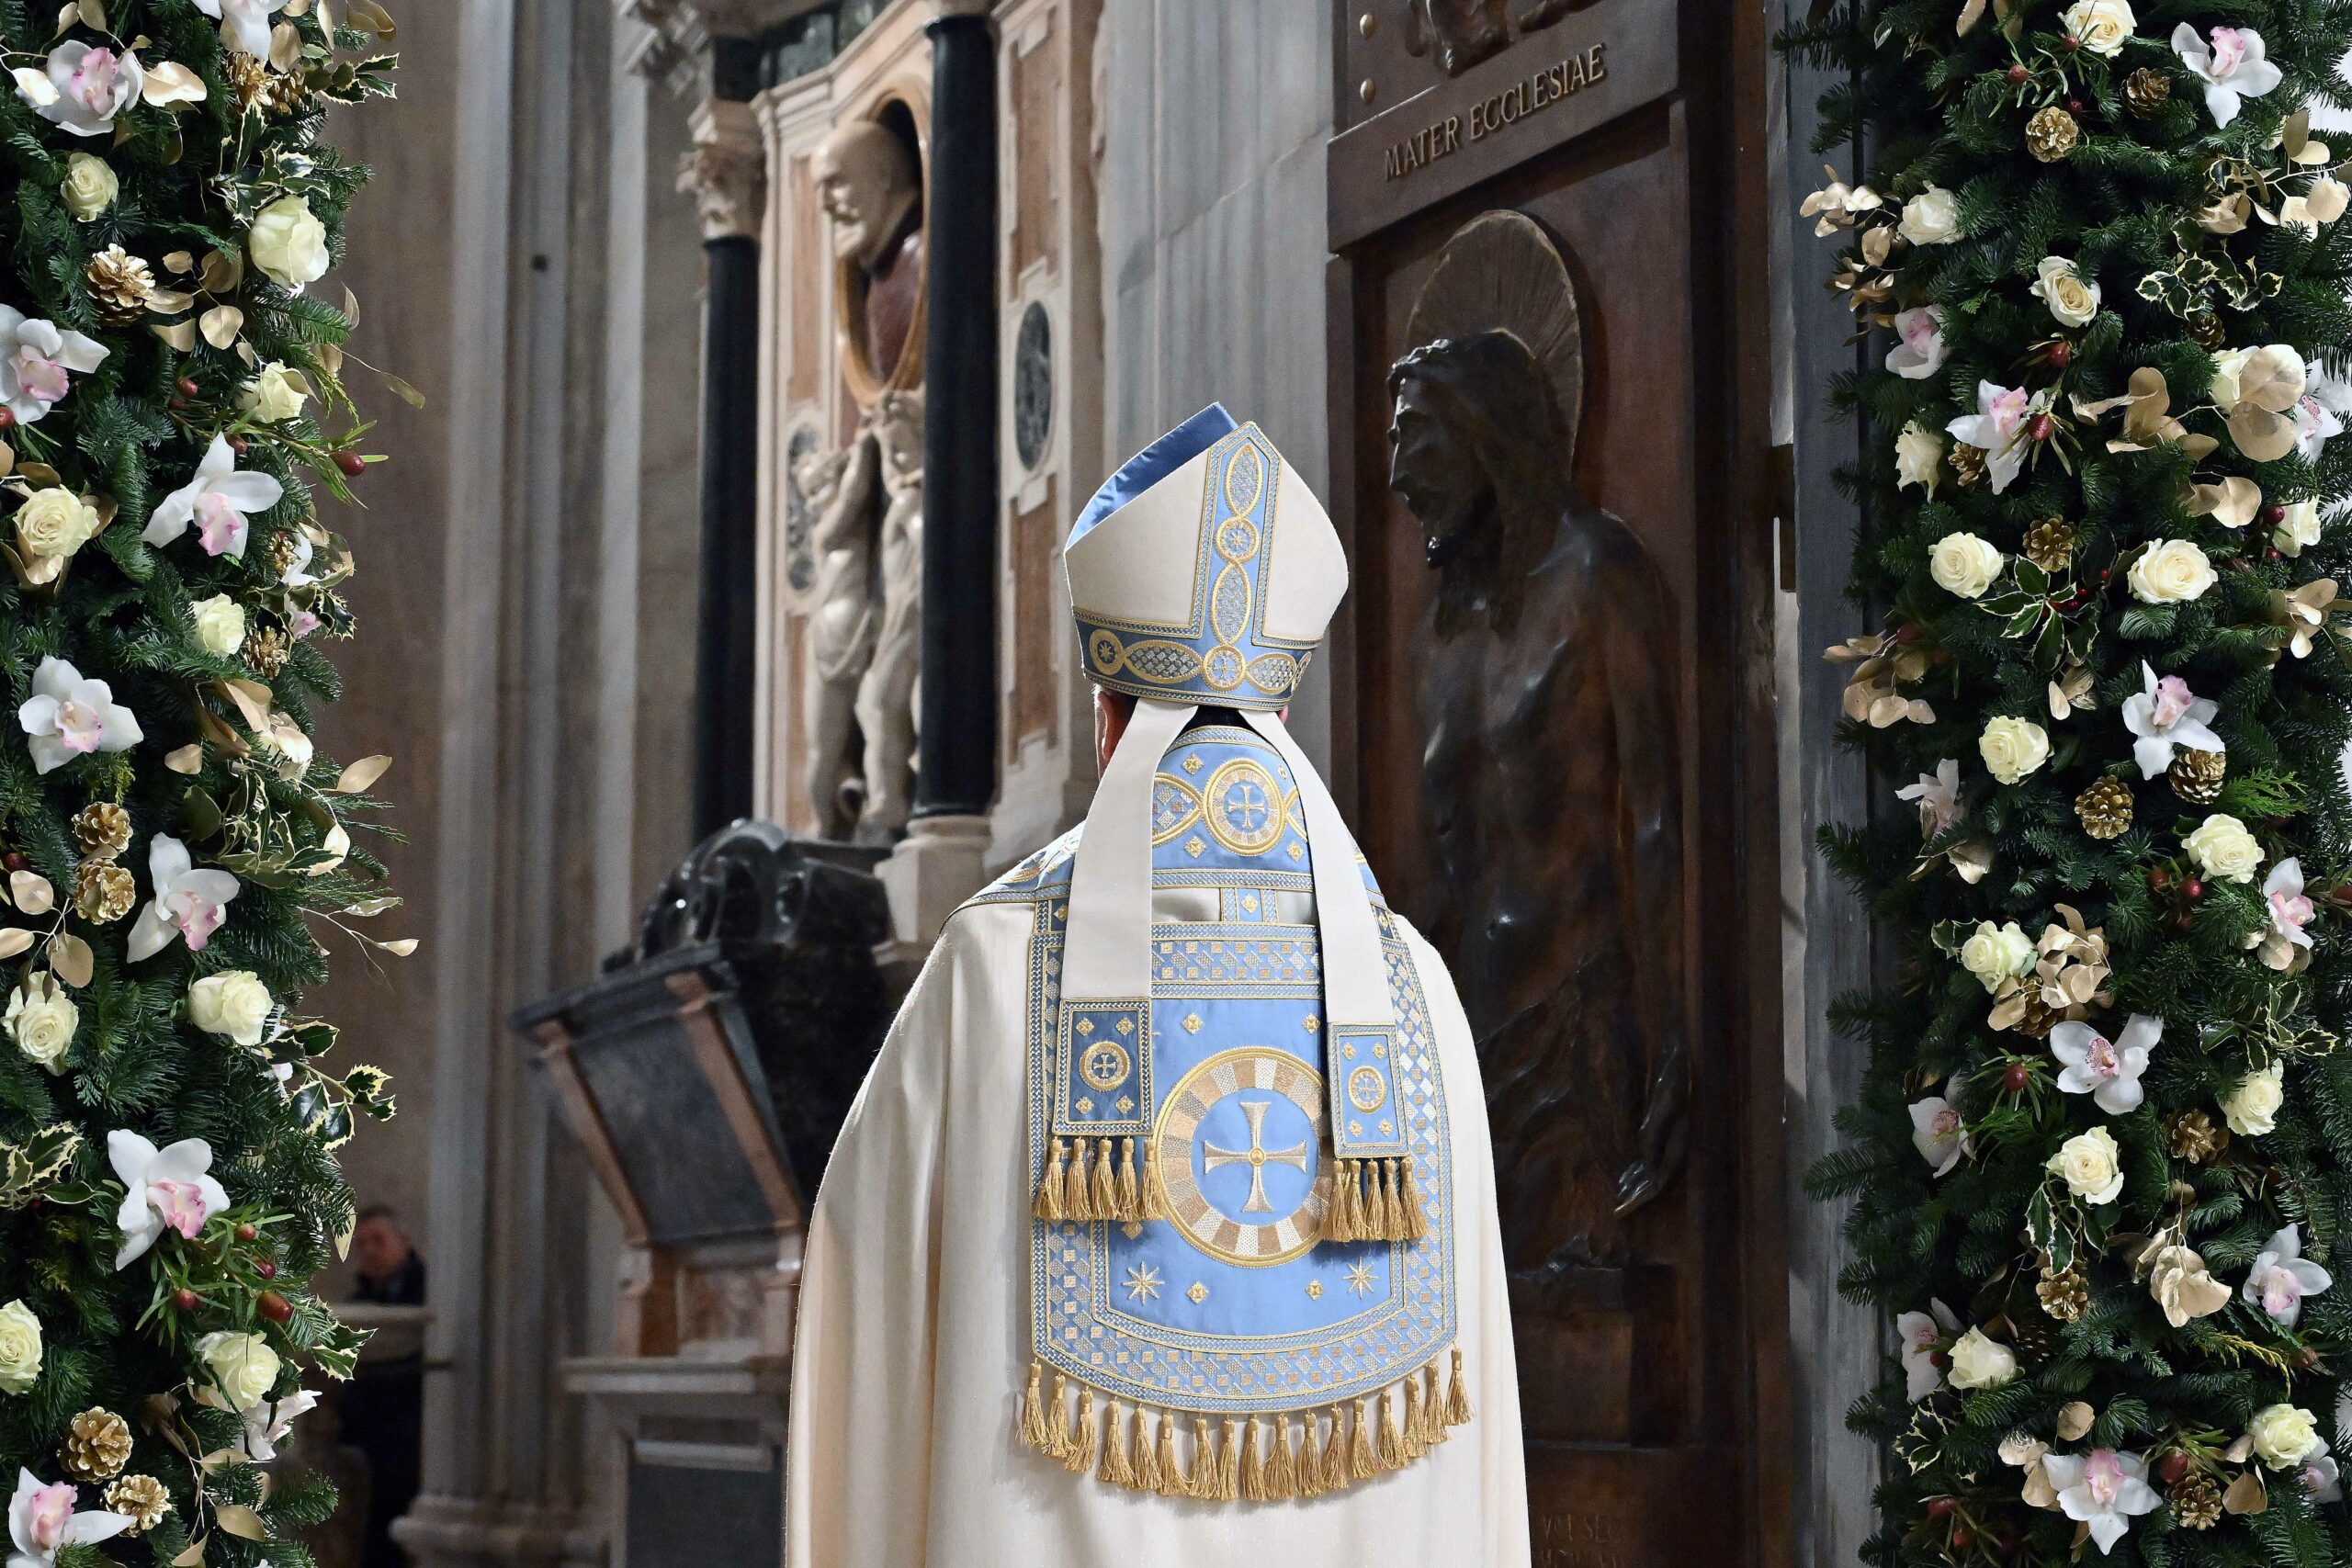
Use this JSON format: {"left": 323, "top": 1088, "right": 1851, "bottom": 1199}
{"left": 2042, "top": 1449, "right": 2161, "bottom": 1555}
{"left": 2245, "top": 1224, "right": 2333, "bottom": 1328}
{"left": 193, "top": 0, "right": 289, "bottom": 62}
{"left": 2121, "top": 662, "right": 2222, "bottom": 778}
{"left": 1895, "top": 1298, "right": 1962, "bottom": 1402}
{"left": 17, "top": 656, "right": 141, "bottom": 775}
{"left": 2254, "top": 857, "right": 2316, "bottom": 972}
{"left": 1897, "top": 759, "right": 1963, "bottom": 835}
{"left": 1945, "top": 381, "right": 2043, "bottom": 493}
{"left": 2303, "top": 1454, "right": 2344, "bottom": 1503}
{"left": 1910, "top": 1094, "right": 1971, "bottom": 1176}
{"left": 2172, "top": 23, "right": 2281, "bottom": 128}
{"left": 7, "top": 1469, "right": 129, "bottom": 1568}
{"left": 143, "top": 435, "right": 283, "bottom": 559}
{"left": 2050, "top": 1014, "right": 2160, "bottom": 1115}
{"left": 126, "top": 834, "right": 239, "bottom": 962}
{"left": 11, "top": 41, "right": 146, "bottom": 138}
{"left": 240, "top": 1388, "right": 319, "bottom": 1461}
{"left": 107, "top": 1130, "right": 229, "bottom": 1269}
{"left": 2296, "top": 389, "right": 2344, "bottom": 462}
{"left": 1886, "top": 307, "right": 1949, "bottom": 381}
{"left": 0, "top": 307, "right": 105, "bottom": 425}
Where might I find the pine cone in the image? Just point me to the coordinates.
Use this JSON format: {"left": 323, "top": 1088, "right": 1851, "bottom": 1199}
{"left": 2009, "top": 990, "right": 2058, "bottom": 1039}
{"left": 71, "top": 801, "right": 130, "bottom": 860}
{"left": 2169, "top": 1109, "right": 2229, "bottom": 1164}
{"left": 2188, "top": 312, "right": 2227, "bottom": 351}
{"left": 244, "top": 624, "right": 292, "bottom": 678}
{"left": 84, "top": 245, "right": 155, "bottom": 324}
{"left": 1951, "top": 442, "right": 1989, "bottom": 490}
{"left": 74, "top": 861, "right": 135, "bottom": 925}
{"left": 103, "top": 1473, "right": 171, "bottom": 1535}
{"left": 2123, "top": 67, "right": 2173, "bottom": 116}
{"left": 2037, "top": 1264, "right": 2090, "bottom": 1323}
{"left": 2027, "top": 105, "right": 2081, "bottom": 163}
{"left": 266, "top": 530, "right": 306, "bottom": 580}
{"left": 2169, "top": 748, "right": 2226, "bottom": 804}
{"left": 2075, "top": 776, "right": 2132, "bottom": 840}
{"left": 2169, "top": 1473, "right": 2222, "bottom": 1529}
{"left": 61, "top": 1406, "right": 131, "bottom": 1482}
{"left": 2023, "top": 518, "right": 2076, "bottom": 573}
{"left": 226, "top": 52, "right": 302, "bottom": 118}
{"left": 2007, "top": 1308, "right": 2063, "bottom": 1362}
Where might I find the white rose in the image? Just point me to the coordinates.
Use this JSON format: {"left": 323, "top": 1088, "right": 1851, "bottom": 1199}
{"left": 2061, "top": 0, "right": 2136, "bottom": 56}
{"left": 193, "top": 1330, "right": 280, "bottom": 1412}
{"left": 5, "top": 976, "right": 77, "bottom": 1073}
{"left": 187, "top": 970, "right": 273, "bottom": 1045}
{"left": 0, "top": 1300, "right": 41, "bottom": 1394}
{"left": 2250, "top": 1404, "right": 2324, "bottom": 1470}
{"left": 248, "top": 196, "right": 330, "bottom": 291}
{"left": 1900, "top": 186, "right": 1961, "bottom": 245}
{"left": 14, "top": 487, "right": 99, "bottom": 561}
{"left": 1960, "top": 919, "right": 2037, "bottom": 993}
{"left": 237, "top": 361, "right": 310, "bottom": 423}
{"left": 1930, "top": 532, "right": 2005, "bottom": 598}
{"left": 2211, "top": 348, "right": 2250, "bottom": 411}
{"left": 2031, "top": 255, "right": 2101, "bottom": 327}
{"left": 2128, "top": 539, "right": 2215, "bottom": 604}
{"left": 1896, "top": 422, "right": 1945, "bottom": 496}
{"left": 60, "top": 151, "right": 118, "bottom": 220}
{"left": 2184, "top": 812, "right": 2262, "bottom": 884}
{"left": 191, "top": 593, "right": 247, "bottom": 658}
{"left": 2047, "top": 1125, "right": 2124, "bottom": 1203}
{"left": 1947, "top": 1326, "right": 2019, "bottom": 1390}
{"left": 1978, "top": 716, "right": 2051, "bottom": 785}
{"left": 2224, "top": 1061, "right": 2286, "bottom": 1135}
{"left": 2276, "top": 500, "right": 2322, "bottom": 556}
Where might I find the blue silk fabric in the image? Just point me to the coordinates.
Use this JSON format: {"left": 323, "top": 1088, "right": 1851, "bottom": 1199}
{"left": 978, "top": 725, "right": 1457, "bottom": 1416}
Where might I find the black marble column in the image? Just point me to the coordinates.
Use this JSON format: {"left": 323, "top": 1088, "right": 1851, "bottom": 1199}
{"left": 915, "top": 10, "right": 1000, "bottom": 819}
{"left": 689, "top": 40, "right": 765, "bottom": 841}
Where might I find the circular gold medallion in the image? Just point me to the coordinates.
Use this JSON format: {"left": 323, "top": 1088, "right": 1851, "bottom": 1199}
{"left": 1203, "top": 758, "right": 1283, "bottom": 853}
{"left": 1153, "top": 1047, "right": 1327, "bottom": 1266}
{"left": 1089, "top": 628, "right": 1122, "bottom": 673}
{"left": 1080, "top": 1039, "right": 1133, "bottom": 1093}
{"left": 1347, "top": 1065, "right": 1388, "bottom": 1113}
{"left": 1216, "top": 514, "right": 1261, "bottom": 564}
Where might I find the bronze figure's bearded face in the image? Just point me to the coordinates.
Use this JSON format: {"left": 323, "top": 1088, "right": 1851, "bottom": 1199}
{"left": 814, "top": 120, "right": 920, "bottom": 273}
{"left": 1387, "top": 332, "right": 1568, "bottom": 573}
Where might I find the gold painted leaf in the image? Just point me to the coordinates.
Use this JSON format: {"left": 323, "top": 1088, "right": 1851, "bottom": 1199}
{"left": 220, "top": 678, "right": 274, "bottom": 731}
{"left": 75, "top": 0, "right": 103, "bottom": 31}
{"left": 153, "top": 321, "right": 198, "bottom": 352}
{"left": 165, "top": 743, "right": 204, "bottom": 774}
{"left": 0, "top": 930, "right": 35, "bottom": 961}
{"left": 8, "top": 872, "right": 53, "bottom": 916}
{"left": 200, "top": 248, "right": 243, "bottom": 293}
{"left": 333, "top": 754, "right": 391, "bottom": 793}
{"left": 170, "top": 1536, "right": 206, "bottom": 1567}
{"left": 214, "top": 1504, "right": 267, "bottom": 1540}
{"left": 380, "top": 372, "right": 425, "bottom": 409}
{"left": 371, "top": 937, "right": 419, "bottom": 957}
{"left": 141, "top": 60, "right": 209, "bottom": 106}
{"left": 2224, "top": 1470, "right": 2268, "bottom": 1514}
{"left": 269, "top": 20, "right": 301, "bottom": 69}
{"left": 49, "top": 933, "right": 93, "bottom": 988}
{"left": 199, "top": 305, "right": 243, "bottom": 349}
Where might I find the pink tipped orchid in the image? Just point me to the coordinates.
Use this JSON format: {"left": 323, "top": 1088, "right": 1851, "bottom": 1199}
{"left": 126, "top": 834, "right": 240, "bottom": 962}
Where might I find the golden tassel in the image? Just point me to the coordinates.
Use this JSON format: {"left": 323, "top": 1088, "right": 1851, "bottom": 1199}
{"left": 1264, "top": 1415, "right": 1297, "bottom": 1501}
{"left": 1065, "top": 1388, "right": 1099, "bottom": 1475}
{"left": 1238, "top": 1417, "right": 1266, "bottom": 1502}
{"left": 1021, "top": 1360, "right": 1053, "bottom": 1452}
{"left": 1115, "top": 1138, "right": 1141, "bottom": 1222}
{"left": 1189, "top": 1416, "right": 1219, "bottom": 1498}
{"left": 1325, "top": 1161, "right": 1355, "bottom": 1243}
{"left": 1401, "top": 1372, "right": 1427, "bottom": 1461}
{"left": 1098, "top": 1399, "right": 1137, "bottom": 1488}
{"left": 1142, "top": 1143, "right": 1169, "bottom": 1221}
{"left": 1398, "top": 1156, "right": 1430, "bottom": 1241}
{"left": 1349, "top": 1398, "right": 1377, "bottom": 1480}
{"left": 1090, "top": 1136, "right": 1121, "bottom": 1219}
{"left": 1364, "top": 1160, "right": 1393, "bottom": 1241}
{"left": 1295, "top": 1411, "right": 1325, "bottom": 1499}
{"left": 1064, "top": 1138, "right": 1095, "bottom": 1221}
{"left": 1216, "top": 1419, "right": 1241, "bottom": 1501}
{"left": 1035, "top": 1141, "right": 1067, "bottom": 1222}
{"left": 1385, "top": 1159, "right": 1408, "bottom": 1240}
{"left": 1375, "top": 1391, "right": 1406, "bottom": 1472}
{"left": 1045, "top": 1373, "right": 1074, "bottom": 1459}
{"left": 1447, "top": 1345, "right": 1474, "bottom": 1427}
{"left": 1155, "top": 1411, "right": 1187, "bottom": 1498}
{"left": 1322, "top": 1404, "right": 1351, "bottom": 1492}
{"left": 1419, "top": 1363, "right": 1446, "bottom": 1445}
{"left": 1132, "top": 1406, "right": 1162, "bottom": 1495}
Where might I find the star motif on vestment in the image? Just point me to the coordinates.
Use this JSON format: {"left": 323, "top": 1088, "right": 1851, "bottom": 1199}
{"left": 1115, "top": 1095, "right": 1135, "bottom": 1113}
{"left": 1125, "top": 1264, "right": 1164, "bottom": 1303}
{"left": 1345, "top": 1262, "right": 1375, "bottom": 1298}
{"left": 1182, "top": 1013, "right": 1204, "bottom": 1034}
{"left": 1185, "top": 836, "right": 1206, "bottom": 858}
{"left": 1076, "top": 1018, "right": 1093, "bottom": 1035}
{"left": 1378, "top": 1118, "right": 1394, "bottom": 1136}
{"left": 1116, "top": 1016, "right": 1135, "bottom": 1035}
{"left": 1287, "top": 840, "right": 1304, "bottom": 862}
{"left": 1306, "top": 1280, "right": 1324, "bottom": 1301}
{"left": 1303, "top": 1016, "right": 1320, "bottom": 1032}
{"left": 1187, "top": 1281, "right": 1209, "bottom": 1304}
{"left": 1182, "top": 753, "right": 1204, "bottom": 774}
{"left": 1076, "top": 1096, "right": 1094, "bottom": 1113}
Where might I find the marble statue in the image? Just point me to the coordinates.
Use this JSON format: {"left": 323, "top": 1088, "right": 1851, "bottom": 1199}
{"left": 851, "top": 389, "right": 923, "bottom": 845}
{"left": 814, "top": 118, "right": 923, "bottom": 389}
{"left": 797, "top": 439, "right": 879, "bottom": 840}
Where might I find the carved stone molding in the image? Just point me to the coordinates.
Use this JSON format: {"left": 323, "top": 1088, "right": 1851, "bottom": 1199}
{"left": 618, "top": 0, "right": 820, "bottom": 96}
{"left": 678, "top": 96, "right": 769, "bottom": 240}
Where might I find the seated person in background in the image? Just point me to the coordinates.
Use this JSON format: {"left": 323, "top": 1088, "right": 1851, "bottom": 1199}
{"left": 341, "top": 1204, "right": 425, "bottom": 1568}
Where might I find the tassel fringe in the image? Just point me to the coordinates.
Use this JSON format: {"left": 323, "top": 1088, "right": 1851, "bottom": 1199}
{"left": 1017, "top": 1355, "right": 1474, "bottom": 1503}
{"left": 1319, "top": 1156, "right": 1430, "bottom": 1244}
{"left": 1035, "top": 1136, "right": 1159, "bottom": 1225}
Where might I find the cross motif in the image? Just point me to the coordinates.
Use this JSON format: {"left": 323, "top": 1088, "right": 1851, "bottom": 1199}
{"left": 1201, "top": 1098, "right": 1308, "bottom": 1213}
{"left": 1224, "top": 782, "right": 1271, "bottom": 832}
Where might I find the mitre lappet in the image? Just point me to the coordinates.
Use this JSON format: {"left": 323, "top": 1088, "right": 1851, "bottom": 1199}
{"left": 1020, "top": 404, "right": 1470, "bottom": 1501}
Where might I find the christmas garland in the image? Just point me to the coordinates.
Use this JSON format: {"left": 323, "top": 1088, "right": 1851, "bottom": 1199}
{"left": 0, "top": 2, "right": 401, "bottom": 1563}
{"left": 1789, "top": 0, "right": 2352, "bottom": 1561}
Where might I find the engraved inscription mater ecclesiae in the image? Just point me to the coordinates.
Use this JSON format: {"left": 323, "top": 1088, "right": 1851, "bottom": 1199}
{"left": 1383, "top": 41, "right": 1609, "bottom": 181}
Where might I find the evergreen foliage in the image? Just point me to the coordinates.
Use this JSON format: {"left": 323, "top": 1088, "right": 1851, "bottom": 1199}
{"left": 1788, "top": 0, "right": 2352, "bottom": 1561}
{"left": 0, "top": 3, "right": 398, "bottom": 1561}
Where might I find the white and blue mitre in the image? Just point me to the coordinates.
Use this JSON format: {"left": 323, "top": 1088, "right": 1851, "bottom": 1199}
{"left": 989, "top": 407, "right": 1468, "bottom": 1503}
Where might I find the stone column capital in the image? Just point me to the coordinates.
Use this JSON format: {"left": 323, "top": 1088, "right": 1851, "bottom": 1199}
{"left": 677, "top": 96, "right": 768, "bottom": 242}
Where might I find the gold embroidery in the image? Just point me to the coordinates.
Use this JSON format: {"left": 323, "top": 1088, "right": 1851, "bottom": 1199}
{"left": 1154, "top": 1047, "right": 1328, "bottom": 1267}
{"left": 1182, "top": 752, "right": 1204, "bottom": 774}
{"left": 1347, "top": 1065, "right": 1388, "bottom": 1112}
{"left": 1306, "top": 1280, "right": 1324, "bottom": 1300}
{"left": 1124, "top": 1263, "right": 1163, "bottom": 1303}
{"left": 1187, "top": 1281, "right": 1209, "bottom": 1304}
{"left": 1182, "top": 1012, "right": 1204, "bottom": 1033}
{"left": 1303, "top": 1015, "right": 1320, "bottom": 1032}
{"left": 1184, "top": 835, "right": 1206, "bottom": 858}
{"left": 1344, "top": 1261, "right": 1376, "bottom": 1298}
{"left": 1202, "top": 758, "right": 1285, "bottom": 855}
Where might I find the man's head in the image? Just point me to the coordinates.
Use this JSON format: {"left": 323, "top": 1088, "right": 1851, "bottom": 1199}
{"left": 814, "top": 120, "right": 920, "bottom": 273}
{"left": 1094, "top": 687, "right": 1136, "bottom": 774}
{"left": 1387, "top": 331, "right": 1567, "bottom": 571}
{"left": 354, "top": 1205, "right": 413, "bottom": 1280}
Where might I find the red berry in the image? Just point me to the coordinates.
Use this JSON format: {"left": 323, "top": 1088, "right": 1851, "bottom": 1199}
{"left": 2176, "top": 911, "right": 2196, "bottom": 931}
{"left": 2067, "top": 97, "right": 2085, "bottom": 112}
{"left": 228, "top": 435, "right": 248, "bottom": 456}
{"left": 2061, "top": 34, "right": 2080, "bottom": 50}
{"left": 2029, "top": 413, "right": 2054, "bottom": 442}
{"left": 168, "top": 397, "right": 187, "bottom": 411}
{"left": 2003, "top": 1061, "right": 2033, "bottom": 1092}
{"left": 235, "top": 1223, "right": 257, "bottom": 1242}
{"left": 2156, "top": 1450, "right": 2191, "bottom": 1486}
{"left": 1951, "top": 1525, "right": 1976, "bottom": 1549}
{"left": 2048, "top": 341, "right": 2073, "bottom": 367}
{"left": 1927, "top": 1496, "right": 1958, "bottom": 1519}
{"left": 2099, "top": 568, "right": 2112, "bottom": 581}
{"left": 2149, "top": 866, "right": 2170, "bottom": 888}
{"left": 333, "top": 449, "right": 368, "bottom": 478}
{"left": 176, "top": 377, "right": 199, "bottom": 398}
{"left": 2007, "top": 63, "right": 2030, "bottom": 85}
{"left": 2266, "top": 503, "right": 2288, "bottom": 525}
{"left": 2269, "top": 547, "right": 2286, "bottom": 563}
{"left": 256, "top": 1260, "right": 277, "bottom": 1280}
{"left": 2299, "top": 1346, "right": 2322, "bottom": 1369}
{"left": 2184, "top": 879, "right": 2204, "bottom": 900}
{"left": 172, "top": 1288, "right": 199, "bottom": 1312}
{"left": 1, "top": 852, "right": 24, "bottom": 874}
{"left": 257, "top": 1290, "right": 292, "bottom": 1324}
{"left": 0, "top": 408, "right": 15, "bottom": 430}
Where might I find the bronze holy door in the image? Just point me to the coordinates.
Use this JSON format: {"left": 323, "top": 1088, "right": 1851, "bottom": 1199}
{"left": 1324, "top": 2, "right": 1788, "bottom": 1562}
